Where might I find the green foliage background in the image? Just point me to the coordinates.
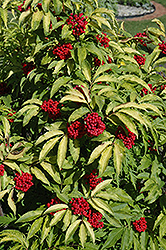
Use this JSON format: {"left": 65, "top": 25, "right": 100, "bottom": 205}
{"left": 0, "top": 0, "right": 166, "bottom": 249}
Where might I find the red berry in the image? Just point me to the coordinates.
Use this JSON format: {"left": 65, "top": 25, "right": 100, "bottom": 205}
{"left": 14, "top": 171, "right": 33, "bottom": 192}
{"left": 0, "top": 164, "right": 5, "bottom": 176}
{"left": 115, "top": 126, "right": 136, "bottom": 149}
{"left": 53, "top": 43, "right": 73, "bottom": 60}
{"left": 41, "top": 99, "right": 61, "bottom": 120}
{"left": 133, "top": 217, "right": 147, "bottom": 232}
{"left": 84, "top": 113, "right": 105, "bottom": 137}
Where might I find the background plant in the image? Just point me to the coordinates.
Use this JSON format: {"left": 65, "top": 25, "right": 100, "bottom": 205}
{"left": 0, "top": 0, "right": 166, "bottom": 249}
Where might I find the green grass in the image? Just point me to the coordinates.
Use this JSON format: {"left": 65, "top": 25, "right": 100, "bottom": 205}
{"left": 118, "top": 0, "right": 166, "bottom": 36}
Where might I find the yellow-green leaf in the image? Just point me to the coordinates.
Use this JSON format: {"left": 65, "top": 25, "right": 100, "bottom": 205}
{"left": 113, "top": 139, "right": 125, "bottom": 175}
{"left": 44, "top": 204, "right": 68, "bottom": 215}
{"left": 65, "top": 219, "right": 81, "bottom": 244}
{"left": 79, "top": 223, "right": 87, "bottom": 248}
{"left": 87, "top": 141, "right": 112, "bottom": 165}
{"left": 31, "top": 167, "right": 50, "bottom": 185}
{"left": 7, "top": 189, "right": 16, "bottom": 215}
{"left": 92, "top": 198, "right": 114, "bottom": 215}
{"left": 91, "top": 179, "right": 112, "bottom": 197}
{"left": 35, "top": 130, "right": 64, "bottom": 145}
{"left": 27, "top": 217, "right": 44, "bottom": 240}
{"left": 50, "top": 209, "right": 67, "bottom": 227}
{"left": 83, "top": 219, "right": 95, "bottom": 244}
{"left": 57, "top": 134, "right": 68, "bottom": 169}
{"left": 99, "top": 146, "right": 112, "bottom": 175}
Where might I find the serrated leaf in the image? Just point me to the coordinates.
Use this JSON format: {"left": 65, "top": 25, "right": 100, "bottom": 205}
{"left": 113, "top": 139, "right": 125, "bottom": 175}
{"left": 65, "top": 219, "right": 81, "bottom": 243}
{"left": 19, "top": 9, "right": 31, "bottom": 26}
{"left": 40, "top": 161, "right": 61, "bottom": 184}
{"left": 44, "top": 204, "right": 68, "bottom": 215}
{"left": 79, "top": 223, "right": 87, "bottom": 248}
{"left": 1, "top": 116, "right": 10, "bottom": 139}
{"left": 31, "top": 10, "right": 43, "bottom": 30}
{"left": 35, "top": 130, "right": 64, "bottom": 145}
{"left": 23, "top": 107, "right": 40, "bottom": 126}
{"left": 52, "top": 0, "right": 62, "bottom": 14}
{"left": 87, "top": 141, "right": 112, "bottom": 165}
{"left": 43, "top": 12, "right": 50, "bottom": 35}
{"left": 41, "top": 216, "right": 51, "bottom": 244}
{"left": 92, "top": 198, "right": 114, "bottom": 215}
{"left": 68, "top": 107, "right": 89, "bottom": 123}
{"left": 83, "top": 219, "right": 95, "bottom": 244}
{"left": 50, "top": 209, "right": 67, "bottom": 227}
{"left": 15, "top": 210, "right": 44, "bottom": 223}
{"left": 0, "top": 230, "right": 28, "bottom": 248}
{"left": 101, "top": 228, "right": 124, "bottom": 249}
{"left": 27, "top": 217, "right": 44, "bottom": 240}
{"left": 99, "top": 145, "right": 112, "bottom": 175}
{"left": 153, "top": 212, "right": 164, "bottom": 230}
{"left": 78, "top": 46, "right": 87, "bottom": 66}
{"left": 81, "top": 60, "right": 91, "bottom": 82}
{"left": 93, "top": 64, "right": 113, "bottom": 80}
{"left": 60, "top": 95, "right": 87, "bottom": 104}
{"left": 69, "top": 139, "right": 80, "bottom": 163}
{"left": 50, "top": 77, "right": 70, "bottom": 98}
{"left": 159, "top": 215, "right": 166, "bottom": 238}
{"left": 91, "top": 179, "right": 112, "bottom": 197}
{"left": 31, "top": 167, "right": 50, "bottom": 185}
{"left": 93, "top": 75, "right": 117, "bottom": 84}
{"left": 62, "top": 209, "right": 72, "bottom": 231}
{"left": 57, "top": 135, "right": 68, "bottom": 169}
{"left": 0, "top": 189, "right": 10, "bottom": 199}
{"left": 7, "top": 189, "right": 16, "bottom": 215}
{"left": 42, "top": 0, "right": 51, "bottom": 12}
{"left": 3, "top": 160, "right": 21, "bottom": 173}
{"left": 39, "top": 136, "right": 62, "bottom": 162}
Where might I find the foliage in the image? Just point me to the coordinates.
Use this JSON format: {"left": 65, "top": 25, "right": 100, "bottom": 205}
{"left": 0, "top": 0, "right": 166, "bottom": 249}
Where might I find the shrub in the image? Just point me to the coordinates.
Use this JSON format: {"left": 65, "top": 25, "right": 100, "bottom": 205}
{"left": 0, "top": 0, "right": 166, "bottom": 249}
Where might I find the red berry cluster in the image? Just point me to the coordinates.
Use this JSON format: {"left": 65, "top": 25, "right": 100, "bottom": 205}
{"left": 161, "top": 85, "right": 166, "bottom": 90}
{"left": 47, "top": 197, "right": 65, "bottom": 215}
{"left": 53, "top": 43, "right": 73, "bottom": 60}
{"left": 158, "top": 41, "right": 166, "bottom": 54}
{"left": 133, "top": 217, "right": 147, "bottom": 232}
{"left": 84, "top": 169, "right": 103, "bottom": 190}
{"left": 41, "top": 99, "right": 61, "bottom": 120}
{"left": 67, "top": 121, "right": 85, "bottom": 139}
{"left": 7, "top": 110, "right": 16, "bottom": 123}
{"left": 0, "top": 82, "right": 10, "bottom": 95}
{"left": 134, "top": 54, "right": 146, "bottom": 65}
{"left": 115, "top": 126, "right": 136, "bottom": 149}
{"left": 96, "top": 33, "right": 110, "bottom": 48}
{"left": 134, "top": 32, "right": 148, "bottom": 46}
{"left": 140, "top": 83, "right": 156, "bottom": 97}
{"left": 22, "top": 62, "right": 36, "bottom": 75}
{"left": 18, "top": 1, "right": 42, "bottom": 12}
{"left": 14, "top": 171, "right": 33, "bottom": 192}
{"left": 66, "top": 13, "right": 88, "bottom": 37}
{"left": 0, "top": 164, "right": 5, "bottom": 176}
{"left": 69, "top": 197, "right": 103, "bottom": 228}
{"left": 84, "top": 113, "right": 105, "bottom": 137}
{"left": 94, "top": 56, "right": 112, "bottom": 70}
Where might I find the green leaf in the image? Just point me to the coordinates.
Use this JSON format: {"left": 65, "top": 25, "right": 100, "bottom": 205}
{"left": 69, "top": 139, "right": 80, "bottom": 163}
{"left": 62, "top": 209, "right": 72, "bottom": 231}
{"left": 83, "top": 219, "right": 95, "bottom": 244}
{"left": 153, "top": 212, "right": 165, "bottom": 230}
{"left": 52, "top": 0, "right": 62, "bottom": 14}
{"left": 158, "top": 237, "right": 166, "bottom": 250}
{"left": 31, "top": 167, "right": 50, "bottom": 185}
{"left": 60, "top": 95, "right": 87, "bottom": 104}
{"left": 93, "top": 75, "right": 117, "bottom": 84}
{"left": 15, "top": 210, "right": 43, "bottom": 223}
{"left": 113, "top": 139, "right": 125, "bottom": 175}
{"left": 50, "top": 77, "right": 71, "bottom": 98}
{"left": 101, "top": 228, "right": 124, "bottom": 249}
{"left": 65, "top": 219, "right": 81, "bottom": 243}
{"left": 50, "top": 209, "right": 67, "bottom": 227}
{"left": 78, "top": 46, "right": 87, "bottom": 66}
{"left": 35, "top": 130, "right": 64, "bottom": 145}
{"left": 42, "top": 0, "right": 51, "bottom": 12}
{"left": 91, "top": 179, "right": 112, "bottom": 197}
{"left": 87, "top": 141, "right": 112, "bottom": 165}
{"left": 92, "top": 198, "right": 114, "bottom": 215}
{"left": 19, "top": 9, "right": 31, "bottom": 26}
{"left": 81, "top": 60, "right": 91, "bottom": 82}
{"left": 31, "top": 10, "right": 43, "bottom": 30}
{"left": 0, "top": 189, "right": 10, "bottom": 199}
{"left": 0, "top": 8, "right": 7, "bottom": 28}
{"left": 39, "top": 136, "right": 62, "bottom": 162}
{"left": 99, "top": 146, "right": 112, "bottom": 176}
{"left": 1, "top": 116, "right": 10, "bottom": 139}
{"left": 159, "top": 215, "right": 166, "bottom": 238}
{"left": 93, "top": 64, "right": 113, "bottom": 79}
{"left": 79, "top": 223, "right": 87, "bottom": 248}
{"left": 152, "top": 18, "right": 165, "bottom": 33}
{"left": 40, "top": 216, "right": 51, "bottom": 244}
{"left": 23, "top": 107, "right": 40, "bottom": 126}
{"left": 3, "top": 160, "right": 21, "bottom": 173}
{"left": 0, "top": 230, "right": 28, "bottom": 248}
{"left": 57, "top": 135, "right": 68, "bottom": 169}
{"left": 68, "top": 107, "right": 89, "bottom": 123}
{"left": 7, "top": 189, "right": 16, "bottom": 215}
{"left": 43, "top": 12, "right": 50, "bottom": 35}
{"left": 40, "top": 161, "right": 61, "bottom": 184}
{"left": 27, "top": 217, "right": 44, "bottom": 240}
{"left": 44, "top": 204, "right": 68, "bottom": 215}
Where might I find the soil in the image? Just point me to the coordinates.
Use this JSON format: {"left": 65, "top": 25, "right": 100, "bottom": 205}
{"left": 118, "top": 1, "right": 166, "bottom": 21}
